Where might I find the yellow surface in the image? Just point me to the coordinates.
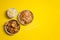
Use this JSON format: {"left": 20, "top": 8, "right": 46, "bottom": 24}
{"left": 0, "top": 0, "right": 60, "bottom": 40}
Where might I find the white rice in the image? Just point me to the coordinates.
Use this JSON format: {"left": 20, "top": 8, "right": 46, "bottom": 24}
{"left": 7, "top": 8, "right": 18, "bottom": 18}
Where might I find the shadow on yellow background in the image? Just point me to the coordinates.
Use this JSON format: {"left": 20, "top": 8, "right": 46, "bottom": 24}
{"left": 0, "top": 0, "right": 60, "bottom": 40}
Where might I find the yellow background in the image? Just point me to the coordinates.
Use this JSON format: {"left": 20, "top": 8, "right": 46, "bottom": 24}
{"left": 0, "top": 0, "right": 60, "bottom": 40}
